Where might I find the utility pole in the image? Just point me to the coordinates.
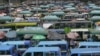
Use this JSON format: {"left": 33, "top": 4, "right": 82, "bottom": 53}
{"left": 36, "top": 0, "right": 38, "bottom": 13}
{"left": 8, "top": 0, "right": 11, "bottom": 16}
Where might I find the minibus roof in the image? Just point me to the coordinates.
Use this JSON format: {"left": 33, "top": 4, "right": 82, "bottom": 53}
{"left": 38, "top": 40, "right": 67, "bottom": 45}
{"left": 71, "top": 48, "right": 100, "bottom": 54}
{"left": 0, "top": 45, "right": 14, "bottom": 51}
{"left": 2, "top": 41, "right": 30, "bottom": 45}
{"left": 25, "top": 47, "right": 60, "bottom": 52}
{"left": 79, "top": 42, "right": 100, "bottom": 47}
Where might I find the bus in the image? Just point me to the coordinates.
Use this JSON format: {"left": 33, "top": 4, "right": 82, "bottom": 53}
{"left": 22, "top": 47, "right": 61, "bottom": 56}
{"left": 2, "top": 41, "right": 31, "bottom": 55}
{"left": 44, "top": 21, "right": 91, "bottom": 29}
{"left": 37, "top": 40, "right": 68, "bottom": 56}
{"left": 0, "top": 45, "right": 17, "bottom": 56}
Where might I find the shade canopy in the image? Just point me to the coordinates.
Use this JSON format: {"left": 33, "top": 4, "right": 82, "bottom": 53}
{"left": 18, "top": 11, "right": 32, "bottom": 16}
{"left": 16, "top": 27, "right": 48, "bottom": 35}
{"left": 52, "top": 11, "right": 65, "bottom": 15}
{"left": 88, "top": 3, "right": 96, "bottom": 8}
{"left": 67, "top": 3, "right": 74, "bottom": 6}
{"left": 32, "top": 34, "right": 46, "bottom": 40}
{"left": 40, "top": 5, "right": 50, "bottom": 8}
{"left": 0, "top": 16, "right": 14, "bottom": 21}
{"left": 64, "top": 5, "right": 72, "bottom": 8}
{"left": 88, "top": 4, "right": 96, "bottom": 6}
{"left": 65, "top": 7, "right": 76, "bottom": 10}
{"left": 32, "top": 7, "right": 42, "bottom": 11}
{"left": 67, "top": 32, "right": 79, "bottom": 39}
{"left": 92, "top": 6, "right": 100, "bottom": 10}
{"left": 89, "top": 16, "right": 100, "bottom": 21}
{"left": 89, "top": 5, "right": 97, "bottom": 8}
{"left": 0, "top": 5, "right": 7, "bottom": 9}
{"left": 5, "top": 31, "right": 16, "bottom": 38}
{"left": 42, "top": 15, "right": 60, "bottom": 20}
{"left": 48, "top": 4, "right": 54, "bottom": 7}
{"left": 47, "top": 31, "right": 65, "bottom": 40}
{"left": 90, "top": 10, "right": 100, "bottom": 14}
{"left": 18, "top": 11, "right": 32, "bottom": 14}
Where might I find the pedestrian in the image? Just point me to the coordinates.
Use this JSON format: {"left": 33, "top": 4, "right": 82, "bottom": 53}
{"left": 0, "top": 31, "right": 6, "bottom": 42}
{"left": 87, "top": 31, "right": 93, "bottom": 42}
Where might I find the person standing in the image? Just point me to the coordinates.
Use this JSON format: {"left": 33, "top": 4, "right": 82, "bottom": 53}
{"left": 0, "top": 31, "right": 6, "bottom": 42}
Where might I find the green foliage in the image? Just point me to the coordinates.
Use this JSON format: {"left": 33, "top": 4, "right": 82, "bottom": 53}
{"left": 64, "top": 27, "right": 71, "bottom": 34}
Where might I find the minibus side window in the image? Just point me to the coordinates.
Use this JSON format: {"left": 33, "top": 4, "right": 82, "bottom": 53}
{"left": 71, "top": 53, "right": 100, "bottom": 56}
{"left": 48, "top": 25, "right": 54, "bottom": 29}
{"left": 92, "top": 53, "right": 100, "bottom": 56}
{"left": 79, "top": 46, "right": 86, "bottom": 48}
{"left": 0, "top": 51, "right": 5, "bottom": 55}
{"left": 80, "top": 53, "right": 91, "bottom": 56}
{"left": 34, "top": 52, "right": 43, "bottom": 56}
{"left": 18, "top": 45, "right": 29, "bottom": 48}
{"left": 80, "top": 46, "right": 99, "bottom": 48}
{"left": 88, "top": 46, "right": 98, "bottom": 48}
{"left": 0, "top": 51, "right": 10, "bottom": 55}
{"left": 59, "top": 45, "right": 66, "bottom": 51}
{"left": 51, "top": 45, "right": 66, "bottom": 51}
{"left": 45, "top": 45, "right": 66, "bottom": 52}
{"left": 6, "top": 51, "right": 10, "bottom": 54}
{"left": 45, "top": 45, "right": 52, "bottom": 47}
{"left": 59, "top": 23, "right": 65, "bottom": 28}
{"left": 24, "top": 52, "right": 31, "bottom": 56}
{"left": 71, "top": 54, "right": 78, "bottom": 56}
{"left": 46, "top": 52, "right": 56, "bottom": 56}
{"left": 38, "top": 45, "right": 43, "bottom": 47}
